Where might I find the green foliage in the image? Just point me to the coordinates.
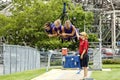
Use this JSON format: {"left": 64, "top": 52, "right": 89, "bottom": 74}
{"left": 89, "top": 59, "right": 120, "bottom": 65}
{"left": 36, "top": 38, "right": 73, "bottom": 50}
{"left": 0, "top": 0, "right": 95, "bottom": 50}
{"left": 50, "top": 60, "right": 62, "bottom": 66}
{"left": 88, "top": 33, "right": 98, "bottom": 42}
{"left": 102, "top": 59, "right": 120, "bottom": 64}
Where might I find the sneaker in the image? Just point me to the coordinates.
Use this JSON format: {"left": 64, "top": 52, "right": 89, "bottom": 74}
{"left": 76, "top": 69, "right": 81, "bottom": 74}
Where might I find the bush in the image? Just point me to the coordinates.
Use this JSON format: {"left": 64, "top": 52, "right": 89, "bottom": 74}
{"left": 89, "top": 59, "right": 120, "bottom": 65}
{"left": 102, "top": 59, "right": 120, "bottom": 64}
{"left": 50, "top": 60, "right": 62, "bottom": 66}
{"left": 89, "top": 61, "right": 93, "bottom": 65}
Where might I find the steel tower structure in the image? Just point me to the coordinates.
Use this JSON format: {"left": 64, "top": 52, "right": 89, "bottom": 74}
{"left": 74, "top": 0, "right": 120, "bottom": 49}
{"left": 73, "top": 0, "right": 120, "bottom": 70}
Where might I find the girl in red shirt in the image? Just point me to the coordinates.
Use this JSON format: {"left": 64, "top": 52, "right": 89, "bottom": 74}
{"left": 76, "top": 31, "right": 89, "bottom": 79}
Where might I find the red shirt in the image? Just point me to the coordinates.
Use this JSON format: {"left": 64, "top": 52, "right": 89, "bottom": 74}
{"left": 79, "top": 38, "right": 89, "bottom": 55}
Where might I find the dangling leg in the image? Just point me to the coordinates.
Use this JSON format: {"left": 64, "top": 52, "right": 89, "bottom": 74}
{"left": 61, "top": 38, "right": 64, "bottom": 43}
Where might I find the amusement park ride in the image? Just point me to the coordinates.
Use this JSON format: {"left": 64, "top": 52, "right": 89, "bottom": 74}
{"left": 0, "top": 0, "right": 119, "bottom": 70}
{"left": 74, "top": 0, "right": 120, "bottom": 49}
{"left": 73, "top": 0, "right": 120, "bottom": 70}
{"left": 0, "top": 0, "right": 120, "bottom": 48}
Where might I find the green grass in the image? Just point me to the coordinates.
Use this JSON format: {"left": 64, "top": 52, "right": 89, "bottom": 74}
{"left": 0, "top": 66, "right": 62, "bottom": 80}
{"left": 102, "top": 64, "right": 120, "bottom": 69}
{"left": 92, "top": 64, "right": 120, "bottom": 80}
{"left": 0, "top": 68, "right": 47, "bottom": 80}
{"left": 1, "top": 65, "right": 119, "bottom": 80}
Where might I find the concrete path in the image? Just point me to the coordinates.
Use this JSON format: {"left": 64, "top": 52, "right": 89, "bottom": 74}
{"left": 32, "top": 69, "right": 92, "bottom": 80}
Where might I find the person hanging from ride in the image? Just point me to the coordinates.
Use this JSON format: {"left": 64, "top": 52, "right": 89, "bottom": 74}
{"left": 54, "top": 19, "right": 64, "bottom": 36}
{"left": 44, "top": 21, "right": 58, "bottom": 37}
{"left": 61, "top": 20, "right": 77, "bottom": 41}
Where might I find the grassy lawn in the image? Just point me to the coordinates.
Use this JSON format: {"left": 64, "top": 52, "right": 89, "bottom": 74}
{"left": 0, "top": 68, "right": 47, "bottom": 80}
{"left": 92, "top": 64, "right": 120, "bottom": 80}
{"left": 0, "top": 65, "right": 119, "bottom": 80}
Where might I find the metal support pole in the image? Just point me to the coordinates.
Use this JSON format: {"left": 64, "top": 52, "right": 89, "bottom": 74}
{"left": 46, "top": 52, "right": 52, "bottom": 72}
{"left": 99, "top": 14, "right": 102, "bottom": 69}
{"left": 84, "top": 20, "right": 85, "bottom": 32}
{"left": 84, "top": 13, "right": 86, "bottom": 32}
{"left": 110, "top": 0, "right": 116, "bottom": 49}
{"left": 93, "top": 13, "right": 102, "bottom": 70}
{"left": 3, "top": 44, "right": 5, "bottom": 74}
{"left": 10, "top": 45, "right": 11, "bottom": 74}
{"left": 112, "top": 11, "right": 116, "bottom": 49}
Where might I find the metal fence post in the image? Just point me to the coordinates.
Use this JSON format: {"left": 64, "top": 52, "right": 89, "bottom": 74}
{"left": 10, "top": 45, "right": 11, "bottom": 74}
{"left": 3, "top": 44, "right": 5, "bottom": 75}
{"left": 33, "top": 50, "right": 36, "bottom": 69}
{"left": 27, "top": 47, "right": 29, "bottom": 70}
{"left": 20, "top": 46, "right": 21, "bottom": 72}
{"left": 15, "top": 45, "right": 17, "bottom": 73}
{"left": 35, "top": 50, "right": 37, "bottom": 69}
{"left": 24, "top": 49, "right": 26, "bottom": 71}
{"left": 46, "top": 52, "right": 52, "bottom": 72}
{"left": 38, "top": 51, "right": 40, "bottom": 69}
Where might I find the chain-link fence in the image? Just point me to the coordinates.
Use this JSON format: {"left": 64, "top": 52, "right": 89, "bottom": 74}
{"left": 0, "top": 44, "right": 40, "bottom": 75}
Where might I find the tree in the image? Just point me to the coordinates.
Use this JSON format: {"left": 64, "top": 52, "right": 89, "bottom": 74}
{"left": 0, "top": 0, "right": 95, "bottom": 50}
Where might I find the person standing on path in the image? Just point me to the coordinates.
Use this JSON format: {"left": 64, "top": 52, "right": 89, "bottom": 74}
{"left": 76, "top": 31, "right": 89, "bottom": 79}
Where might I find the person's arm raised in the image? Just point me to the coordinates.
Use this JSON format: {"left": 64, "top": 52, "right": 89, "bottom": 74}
{"left": 76, "top": 28, "right": 80, "bottom": 40}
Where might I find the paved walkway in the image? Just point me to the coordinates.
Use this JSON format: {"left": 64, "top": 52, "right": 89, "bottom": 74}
{"left": 32, "top": 69, "right": 92, "bottom": 80}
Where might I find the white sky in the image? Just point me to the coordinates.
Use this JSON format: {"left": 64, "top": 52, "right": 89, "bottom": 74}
{"left": 0, "top": 0, "right": 12, "bottom": 2}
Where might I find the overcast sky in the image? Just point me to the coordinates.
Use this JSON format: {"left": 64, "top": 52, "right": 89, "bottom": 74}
{"left": 0, "top": 0, "right": 12, "bottom": 2}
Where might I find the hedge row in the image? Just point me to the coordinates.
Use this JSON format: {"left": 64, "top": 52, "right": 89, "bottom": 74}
{"left": 102, "top": 59, "right": 120, "bottom": 64}
{"left": 50, "top": 59, "right": 120, "bottom": 66}
{"left": 89, "top": 59, "right": 120, "bottom": 65}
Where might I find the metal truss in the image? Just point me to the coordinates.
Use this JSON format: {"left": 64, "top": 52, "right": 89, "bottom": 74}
{"left": 74, "top": 0, "right": 120, "bottom": 48}
{"left": 73, "top": 0, "right": 120, "bottom": 70}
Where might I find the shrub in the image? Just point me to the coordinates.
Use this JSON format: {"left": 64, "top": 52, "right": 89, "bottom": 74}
{"left": 89, "top": 59, "right": 120, "bottom": 65}
{"left": 50, "top": 60, "right": 62, "bottom": 66}
{"left": 102, "top": 59, "right": 120, "bottom": 64}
